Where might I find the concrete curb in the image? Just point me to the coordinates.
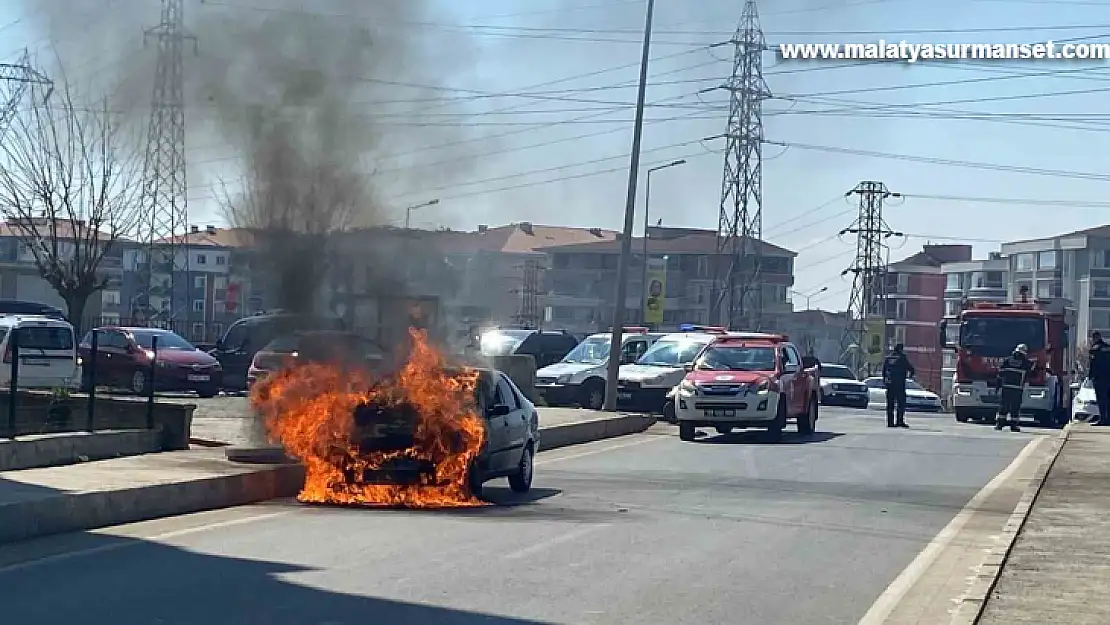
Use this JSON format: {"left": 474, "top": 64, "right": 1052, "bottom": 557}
{"left": 949, "top": 423, "right": 1074, "bottom": 625}
{"left": 0, "top": 430, "right": 162, "bottom": 472}
{"left": 1, "top": 413, "right": 656, "bottom": 545}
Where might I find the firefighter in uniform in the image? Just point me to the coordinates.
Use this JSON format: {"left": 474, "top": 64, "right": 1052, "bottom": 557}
{"left": 995, "top": 344, "right": 1034, "bottom": 432}
{"left": 1087, "top": 331, "right": 1110, "bottom": 425}
{"left": 882, "top": 343, "right": 915, "bottom": 428}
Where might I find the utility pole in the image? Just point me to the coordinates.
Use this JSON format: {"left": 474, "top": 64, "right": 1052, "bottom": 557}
{"left": 138, "top": 0, "right": 196, "bottom": 325}
{"left": 710, "top": 0, "right": 770, "bottom": 331}
{"left": 840, "top": 181, "right": 902, "bottom": 378}
{"left": 516, "top": 258, "right": 540, "bottom": 329}
{"left": 603, "top": 0, "right": 655, "bottom": 412}
{"left": 640, "top": 159, "right": 685, "bottom": 323}
{"left": 0, "top": 50, "right": 52, "bottom": 136}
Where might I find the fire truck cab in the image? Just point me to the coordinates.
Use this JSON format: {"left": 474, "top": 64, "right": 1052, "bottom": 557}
{"left": 939, "top": 295, "right": 1075, "bottom": 427}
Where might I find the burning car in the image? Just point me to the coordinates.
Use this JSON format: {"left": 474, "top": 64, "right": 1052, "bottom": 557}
{"left": 253, "top": 329, "right": 539, "bottom": 508}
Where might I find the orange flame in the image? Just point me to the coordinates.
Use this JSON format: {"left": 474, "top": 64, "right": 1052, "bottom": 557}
{"left": 250, "top": 329, "right": 487, "bottom": 508}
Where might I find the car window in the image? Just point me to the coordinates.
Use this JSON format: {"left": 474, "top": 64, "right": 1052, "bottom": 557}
{"left": 780, "top": 347, "right": 798, "bottom": 368}
{"left": 14, "top": 325, "right": 73, "bottom": 350}
{"left": 786, "top": 345, "right": 802, "bottom": 366}
{"left": 820, "top": 365, "right": 857, "bottom": 380}
{"left": 103, "top": 331, "right": 129, "bottom": 350}
{"left": 497, "top": 374, "right": 521, "bottom": 409}
{"left": 222, "top": 323, "right": 247, "bottom": 349}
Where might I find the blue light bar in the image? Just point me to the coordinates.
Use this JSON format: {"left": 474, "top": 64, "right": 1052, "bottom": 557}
{"left": 678, "top": 323, "right": 696, "bottom": 331}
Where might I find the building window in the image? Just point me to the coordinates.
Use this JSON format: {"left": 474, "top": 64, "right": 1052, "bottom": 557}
{"left": 1036, "top": 280, "right": 1061, "bottom": 299}
{"left": 102, "top": 290, "right": 120, "bottom": 305}
{"left": 1093, "top": 250, "right": 1110, "bottom": 270}
{"left": 945, "top": 300, "right": 961, "bottom": 316}
{"left": 1091, "top": 309, "right": 1110, "bottom": 331}
{"left": 192, "top": 299, "right": 205, "bottom": 313}
{"left": 196, "top": 254, "right": 207, "bottom": 265}
{"left": 1038, "top": 250, "right": 1058, "bottom": 270}
{"left": 216, "top": 255, "right": 226, "bottom": 265}
{"left": 1015, "top": 281, "right": 1033, "bottom": 299}
{"left": 895, "top": 274, "right": 909, "bottom": 294}
{"left": 191, "top": 323, "right": 205, "bottom": 340}
{"left": 194, "top": 275, "right": 206, "bottom": 289}
{"left": 893, "top": 326, "right": 906, "bottom": 346}
{"left": 945, "top": 272, "right": 961, "bottom": 290}
{"left": 895, "top": 300, "right": 908, "bottom": 320}
{"left": 1094, "top": 281, "right": 1110, "bottom": 299}
{"left": 1015, "top": 253, "right": 1034, "bottom": 271}
{"left": 942, "top": 352, "right": 957, "bottom": 370}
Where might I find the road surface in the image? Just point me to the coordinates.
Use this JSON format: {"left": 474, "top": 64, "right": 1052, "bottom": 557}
{"left": 0, "top": 407, "right": 1052, "bottom": 625}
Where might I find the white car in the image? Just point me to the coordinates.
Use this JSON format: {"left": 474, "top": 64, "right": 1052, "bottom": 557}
{"left": 0, "top": 314, "right": 81, "bottom": 391}
{"left": 818, "top": 364, "right": 869, "bottom": 408}
{"left": 1072, "top": 378, "right": 1100, "bottom": 421}
{"left": 617, "top": 326, "right": 731, "bottom": 413}
{"left": 534, "top": 329, "right": 663, "bottom": 410}
{"left": 863, "top": 377, "right": 942, "bottom": 412}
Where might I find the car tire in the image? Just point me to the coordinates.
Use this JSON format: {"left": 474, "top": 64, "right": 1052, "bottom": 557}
{"left": 797, "top": 396, "right": 817, "bottom": 435}
{"left": 955, "top": 409, "right": 970, "bottom": 423}
{"left": 508, "top": 444, "right": 534, "bottom": 493}
{"left": 197, "top": 387, "right": 218, "bottom": 399}
{"left": 468, "top": 462, "right": 484, "bottom": 500}
{"left": 581, "top": 379, "right": 605, "bottom": 411}
{"left": 679, "top": 421, "right": 696, "bottom": 441}
{"left": 662, "top": 399, "right": 676, "bottom": 423}
{"left": 131, "top": 369, "right": 150, "bottom": 396}
{"left": 768, "top": 398, "right": 787, "bottom": 440}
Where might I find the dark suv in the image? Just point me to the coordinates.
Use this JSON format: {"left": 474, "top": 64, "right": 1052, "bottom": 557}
{"left": 247, "top": 330, "right": 387, "bottom": 389}
{"left": 478, "top": 328, "right": 579, "bottom": 369}
{"left": 210, "top": 312, "right": 345, "bottom": 391}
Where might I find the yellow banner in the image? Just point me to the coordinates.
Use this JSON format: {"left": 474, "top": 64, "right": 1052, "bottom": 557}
{"left": 644, "top": 257, "right": 667, "bottom": 325}
{"left": 863, "top": 318, "right": 886, "bottom": 367}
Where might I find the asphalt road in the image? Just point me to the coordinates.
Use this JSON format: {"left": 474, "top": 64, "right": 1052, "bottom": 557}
{"left": 0, "top": 407, "right": 1049, "bottom": 625}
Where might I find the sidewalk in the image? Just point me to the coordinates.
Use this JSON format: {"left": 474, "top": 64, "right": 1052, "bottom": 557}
{"left": 976, "top": 425, "right": 1110, "bottom": 624}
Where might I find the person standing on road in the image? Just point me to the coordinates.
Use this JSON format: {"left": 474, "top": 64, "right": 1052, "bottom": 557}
{"left": 994, "top": 344, "right": 1034, "bottom": 432}
{"left": 882, "top": 343, "right": 915, "bottom": 428}
{"left": 1087, "top": 331, "right": 1110, "bottom": 425}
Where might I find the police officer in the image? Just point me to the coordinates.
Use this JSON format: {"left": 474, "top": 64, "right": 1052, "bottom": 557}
{"left": 883, "top": 343, "right": 915, "bottom": 428}
{"left": 1087, "top": 331, "right": 1110, "bottom": 425}
{"left": 995, "top": 343, "right": 1034, "bottom": 432}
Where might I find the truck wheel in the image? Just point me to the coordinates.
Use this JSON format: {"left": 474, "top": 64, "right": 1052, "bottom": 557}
{"left": 797, "top": 396, "right": 817, "bottom": 435}
{"left": 768, "top": 398, "right": 787, "bottom": 440}
{"left": 954, "top": 409, "right": 971, "bottom": 423}
{"left": 679, "top": 421, "right": 696, "bottom": 442}
{"left": 662, "top": 399, "right": 676, "bottom": 423}
{"left": 580, "top": 379, "right": 605, "bottom": 411}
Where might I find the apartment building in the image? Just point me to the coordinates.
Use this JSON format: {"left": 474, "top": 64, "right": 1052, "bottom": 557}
{"left": 121, "top": 226, "right": 259, "bottom": 342}
{"left": 0, "top": 219, "right": 121, "bottom": 324}
{"left": 782, "top": 309, "right": 850, "bottom": 364}
{"left": 543, "top": 226, "right": 796, "bottom": 335}
{"left": 882, "top": 244, "right": 973, "bottom": 393}
{"left": 939, "top": 253, "right": 1009, "bottom": 398}
{"left": 998, "top": 225, "right": 1110, "bottom": 343}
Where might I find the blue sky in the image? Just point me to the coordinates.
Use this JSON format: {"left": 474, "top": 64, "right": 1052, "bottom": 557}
{"left": 1, "top": 0, "right": 1109, "bottom": 313}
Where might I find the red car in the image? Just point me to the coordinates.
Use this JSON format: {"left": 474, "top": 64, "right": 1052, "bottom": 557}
{"left": 79, "top": 327, "right": 222, "bottom": 397}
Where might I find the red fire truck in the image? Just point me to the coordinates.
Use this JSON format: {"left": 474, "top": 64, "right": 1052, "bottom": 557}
{"left": 940, "top": 292, "right": 1076, "bottom": 427}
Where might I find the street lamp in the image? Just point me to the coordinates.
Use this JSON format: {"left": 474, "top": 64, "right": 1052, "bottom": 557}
{"left": 640, "top": 159, "right": 686, "bottom": 321}
{"left": 791, "top": 286, "right": 828, "bottom": 310}
{"left": 404, "top": 199, "right": 440, "bottom": 229}
{"left": 603, "top": 0, "right": 656, "bottom": 412}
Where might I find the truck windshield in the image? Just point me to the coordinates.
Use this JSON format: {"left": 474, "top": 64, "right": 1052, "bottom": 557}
{"left": 959, "top": 316, "right": 1045, "bottom": 357}
{"left": 561, "top": 337, "right": 610, "bottom": 364}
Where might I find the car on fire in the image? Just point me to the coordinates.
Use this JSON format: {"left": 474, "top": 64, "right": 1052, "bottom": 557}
{"left": 862, "top": 377, "right": 942, "bottom": 412}
{"left": 673, "top": 333, "right": 820, "bottom": 441}
{"left": 79, "top": 327, "right": 222, "bottom": 397}
{"left": 535, "top": 327, "right": 664, "bottom": 410}
{"left": 818, "top": 363, "right": 869, "bottom": 408}
{"left": 350, "top": 367, "right": 539, "bottom": 499}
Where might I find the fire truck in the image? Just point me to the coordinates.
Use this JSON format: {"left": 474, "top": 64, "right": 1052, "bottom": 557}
{"left": 939, "top": 292, "right": 1076, "bottom": 427}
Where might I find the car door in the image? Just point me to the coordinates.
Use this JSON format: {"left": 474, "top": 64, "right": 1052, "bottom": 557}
{"left": 479, "top": 372, "right": 513, "bottom": 473}
{"left": 778, "top": 346, "right": 800, "bottom": 415}
{"left": 786, "top": 345, "right": 808, "bottom": 415}
{"left": 498, "top": 372, "right": 530, "bottom": 460}
{"left": 215, "top": 322, "right": 253, "bottom": 387}
{"left": 98, "top": 330, "right": 132, "bottom": 385}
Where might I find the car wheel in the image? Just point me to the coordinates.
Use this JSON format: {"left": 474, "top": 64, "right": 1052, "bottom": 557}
{"left": 508, "top": 444, "right": 534, "bottom": 493}
{"left": 197, "top": 387, "right": 218, "bottom": 399}
{"left": 467, "top": 462, "right": 484, "bottom": 500}
{"left": 581, "top": 379, "right": 605, "bottom": 411}
{"left": 131, "top": 369, "right": 149, "bottom": 395}
{"left": 662, "top": 399, "right": 676, "bottom": 423}
{"left": 955, "top": 409, "right": 970, "bottom": 423}
{"left": 797, "top": 396, "right": 817, "bottom": 435}
{"left": 679, "top": 421, "right": 696, "bottom": 441}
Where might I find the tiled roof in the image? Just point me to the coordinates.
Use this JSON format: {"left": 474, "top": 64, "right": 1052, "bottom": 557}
{"left": 152, "top": 227, "right": 255, "bottom": 247}
{"left": 0, "top": 218, "right": 122, "bottom": 242}
{"left": 543, "top": 231, "right": 796, "bottom": 257}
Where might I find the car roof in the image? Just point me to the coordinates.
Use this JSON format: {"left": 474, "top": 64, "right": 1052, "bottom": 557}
{"left": 0, "top": 314, "right": 71, "bottom": 326}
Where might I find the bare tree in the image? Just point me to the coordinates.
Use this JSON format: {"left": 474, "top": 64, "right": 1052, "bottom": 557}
{"left": 0, "top": 74, "right": 143, "bottom": 330}
{"left": 216, "top": 125, "right": 364, "bottom": 316}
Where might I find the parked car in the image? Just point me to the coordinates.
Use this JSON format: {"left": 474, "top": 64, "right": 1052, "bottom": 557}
{"left": 210, "top": 311, "right": 345, "bottom": 390}
{"left": 1072, "top": 378, "right": 1099, "bottom": 421}
{"left": 818, "top": 364, "right": 869, "bottom": 408}
{"left": 350, "top": 367, "right": 539, "bottom": 498}
{"left": 478, "top": 327, "right": 579, "bottom": 369}
{"left": 247, "top": 330, "right": 387, "bottom": 389}
{"left": 79, "top": 327, "right": 222, "bottom": 397}
{"left": 863, "top": 377, "right": 942, "bottom": 412}
{"left": 0, "top": 314, "right": 80, "bottom": 390}
{"left": 535, "top": 328, "right": 664, "bottom": 410}
{"left": 0, "top": 300, "right": 67, "bottom": 321}
{"left": 673, "top": 333, "right": 820, "bottom": 441}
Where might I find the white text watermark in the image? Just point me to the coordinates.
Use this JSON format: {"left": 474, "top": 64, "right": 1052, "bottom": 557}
{"left": 778, "top": 40, "right": 1110, "bottom": 63}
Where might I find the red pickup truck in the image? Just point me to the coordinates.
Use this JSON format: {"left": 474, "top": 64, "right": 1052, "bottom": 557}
{"left": 671, "top": 333, "right": 821, "bottom": 441}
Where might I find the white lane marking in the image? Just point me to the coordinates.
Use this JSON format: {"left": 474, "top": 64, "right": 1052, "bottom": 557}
{"left": 536, "top": 434, "right": 665, "bottom": 466}
{"left": 0, "top": 434, "right": 663, "bottom": 573}
{"left": 502, "top": 523, "right": 611, "bottom": 560}
{"left": 856, "top": 436, "right": 1044, "bottom": 625}
{"left": 0, "top": 510, "right": 295, "bottom": 576}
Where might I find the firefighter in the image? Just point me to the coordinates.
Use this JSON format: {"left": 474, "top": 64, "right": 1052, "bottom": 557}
{"left": 882, "top": 343, "right": 915, "bottom": 428}
{"left": 1087, "top": 331, "right": 1110, "bottom": 426}
{"left": 995, "top": 343, "right": 1034, "bottom": 432}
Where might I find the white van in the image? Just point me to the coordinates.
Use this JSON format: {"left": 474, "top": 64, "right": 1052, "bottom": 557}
{"left": 534, "top": 328, "right": 664, "bottom": 410}
{"left": 0, "top": 315, "right": 80, "bottom": 390}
